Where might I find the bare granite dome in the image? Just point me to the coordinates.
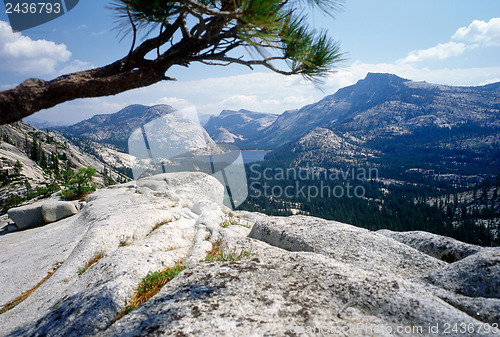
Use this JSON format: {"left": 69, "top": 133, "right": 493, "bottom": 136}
{"left": 0, "top": 172, "right": 498, "bottom": 336}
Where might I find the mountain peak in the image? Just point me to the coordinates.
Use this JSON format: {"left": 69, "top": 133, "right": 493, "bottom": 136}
{"left": 332, "top": 72, "right": 409, "bottom": 104}
{"left": 53, "top": 104, "right": 176, "bottom": 151}
{"left": 364, "top": 72, "right": 409, "bottom": 82}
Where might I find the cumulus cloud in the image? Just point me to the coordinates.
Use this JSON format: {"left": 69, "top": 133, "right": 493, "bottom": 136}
{"left": 399, "top": 42, "right": 469, "bottom": 64}
{"left": 452, "top": 17, "right": 500, "bottom": 46}
{"left": 0, "top": 21, "right": 71, "bottom": 75}
{"left": 220, "top": 95, "right": 259, "bottom": 107}
{"left": 398, "top": 17, "right": 499, "bottom": 64}
{"left": 153, "top": 96, "right": 191, "bottom": 109}
{"left": 283, "top": 95, "right": 314, "bottom": 105}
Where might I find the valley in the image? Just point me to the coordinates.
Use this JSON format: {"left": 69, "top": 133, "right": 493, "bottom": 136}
{"left": 2, "top": 73, "right": 498, "bottom": 245}
{"left": 206, "top": 73, "right": 500, "bottom": 245}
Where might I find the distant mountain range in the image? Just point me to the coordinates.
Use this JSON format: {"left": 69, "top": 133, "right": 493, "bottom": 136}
{"left": 204, "top": 109, "right": 278, "bottom": 145}
{"left": 48, "top": 73, "right": 499, "bottom": 180}
{"left": 203, "top": 73, "right": 499, "bottom": 181}
{"left": 2, "top": 73, "right": 497, "bottom": 244}
{"left": 53, "top": 105, "right": 176, "bottom": 151}
{"left": 210, "top": 73, "right": 499, "bottom": 150}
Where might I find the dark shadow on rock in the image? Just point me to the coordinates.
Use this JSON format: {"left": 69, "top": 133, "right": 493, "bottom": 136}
{"left": 6, "top": 280, "right": 224, "bottom": 337}
{"left": 101, "top": 282, "right": 224, "bottom": 336}
{"left": 6, "top": 291, "right": 120, "bottom": 337}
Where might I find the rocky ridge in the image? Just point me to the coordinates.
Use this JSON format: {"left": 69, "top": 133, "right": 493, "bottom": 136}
{"left": 204, "top": 109, "right": 279, "bottom": 146}
{"left": 240, "top": 73, "right": 500, "bottom": 149}
{"left": 0, "top": 121, "right": 127, "bottom": 218}
{"left": 0, "top": 172, "right": 498, "bottom": 336}
{"left": 53, "top": 104, "right": 176, "bottom": 151}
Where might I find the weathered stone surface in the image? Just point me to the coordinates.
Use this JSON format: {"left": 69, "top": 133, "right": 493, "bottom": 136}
{"left": 0, "top": 212, "right": 88, "bottom": 308}
{"left": 421, "top": 248, "right": 500, "bottom": 325}
{"left": 0, "top": 173, "right": 498, "bottom": 337}
{"left": 103, "top": 238, "right": 493, "bottom": 337}
{"left": 429, "top": 286, "right": 500, "bottom": 325}
{"left": 7, "top": 203, "right": 45, "bottom": 229}
{"left": 41, "top": 201, "right": 78, "bottom": 223}
{"left": 378, "top": 229, "right": 483, "bottom": 262}
{"left": 136, "top": 172, "right": 224, "bottom": 206}
{"left": 7, "top": 223, "right": 18, "bottom": 232}
{"left": 425, "top": 249, "right": 500, "bottom": 298}
{"left": 248, "top": 215, "right": 445, "bottom": 277}
{"left": 0, "top": 173, "right": 224, "bottom": 337}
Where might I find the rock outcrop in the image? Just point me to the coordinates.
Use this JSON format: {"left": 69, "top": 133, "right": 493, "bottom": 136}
{"left": 378, "top": 229, "right": 484, "bottom": 262}
{"left": 0, "top": 172, "right": 498, "bottom": 337}
{"left": 41, "top": 201, "right": 79, "bottom": 223}
{"left": 7, "top": 200, "right": 79, "bottom": 229}
{"left": 7, "top": 203, "right": 45, "bottom": 229}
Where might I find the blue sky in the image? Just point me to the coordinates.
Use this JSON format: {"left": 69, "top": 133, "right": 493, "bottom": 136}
{"left": 1, "top": 1, "right": 499, "bottom": 125}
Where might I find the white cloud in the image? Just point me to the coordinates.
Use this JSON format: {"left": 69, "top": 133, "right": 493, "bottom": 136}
{"left": 220, "top": 95, "right": 259, "bottom": 107}
{"left": 328, "top": 60, "right": 500, "bottom": 88}
{"left": 153, "top": 96, "right": 191, "bottom": 109}
{"left": 399, "top": 42, "right": 468, "bottom": 64}
{"left": 0, "top": 21, "right": 71, "bottom": 75}
{"left": 398, "top": 17, "right": 499, "bottom": 64}
{"left": 452, "top": 17, "right": 500, "bottom": 47}
{"left": 283, "top": 95, "right": 314, "bottom": 105}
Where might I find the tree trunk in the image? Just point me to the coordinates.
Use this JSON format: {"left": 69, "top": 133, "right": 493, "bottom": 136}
{"left": 0, "top": 61, "right": 171, "bottom": 125}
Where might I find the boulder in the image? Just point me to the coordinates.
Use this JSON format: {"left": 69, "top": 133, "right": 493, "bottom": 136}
{"left": 425, "top": 249, "right": 500, "bottom": 298}
{"left": 41, "top": 201, "right": 78, "bottom": 223}
{"left": 248, "top": 215, "right": 445, "bottom": 276}
{"left": 378, "top": 229, "right": 483, "bottom": 262}
{"left": 136, "top": 172, "right": 224, "bottom": 206}
{"left": 8, "top": 200, "right": 79, "bottom": 230}
{"left": 7, "top": 204, "right": 45, "bottom": 229}
{"left": 7, "top": 223, "right": 18, "bottom": 232}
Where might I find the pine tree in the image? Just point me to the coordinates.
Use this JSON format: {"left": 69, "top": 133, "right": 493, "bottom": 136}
{"left": 30, "top": 134, "right": 39, "bottom": 162}
{"left": 13, "top": 160, "right": 22, "bottom": 176}
{"left": 52, "top": 152, "right": 60, "bottom": 173}
{"left": 0, "top": 0, "right": 344, "bottom": 124}
{"left": 40, "top": 152, "right": 47, "bottom": 169}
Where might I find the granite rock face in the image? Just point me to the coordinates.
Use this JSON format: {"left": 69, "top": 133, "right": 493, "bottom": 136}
{"left": 7, "top": 203, "right": 45, "bottom": 229}
{"left": 0, "top": 172, "right": 498, "bottom": 337}
{"left": 378, "top": 229, "right": 484, "bottom": 262}
{"left": 425, "top": 249, "right": 500, "bottom": 298}
{"left": 41, "top": 201, "right": 79, "bottom": 223}
{"left": 7, "top": 200, "right": 79, "bottom": 230}
{"left": 248, "top": 215, "right": 446, "bottom": 277}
